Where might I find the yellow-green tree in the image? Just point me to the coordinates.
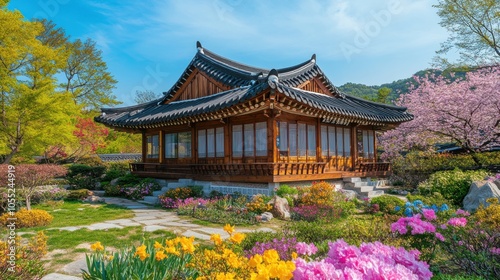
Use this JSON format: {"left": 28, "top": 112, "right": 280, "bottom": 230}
{"left": 0, "top": 3, "right": 79, "bottom": 163}
{"left": 434, "top": 0, "right": 500, "bottom": 66}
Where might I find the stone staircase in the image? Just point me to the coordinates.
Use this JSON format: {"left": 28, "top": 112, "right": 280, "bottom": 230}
{"left": 139, "top": 179, "right": 195, "bottom": 205}
{"left": 342, "top": 177, "right": 387, "bottom": 198}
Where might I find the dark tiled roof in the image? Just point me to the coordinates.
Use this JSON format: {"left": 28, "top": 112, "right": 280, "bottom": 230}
{"left": 277, "top": 85, "right": 413, "bottom": 124}
{"left": 96, "top": 42, "right": 412, "bottom": 129}
{"left": 98, "top": 153, "right": 141, "bottom": 162}
{"left": 161, "top": 42, "right": 342, "bottom": 101}
{"left": 96, "top": 84, "right": 267, "bottom": 129}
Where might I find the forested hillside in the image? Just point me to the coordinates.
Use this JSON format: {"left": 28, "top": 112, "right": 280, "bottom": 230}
{"left": 338, "top": 68, "right": 469, "bottom": 102}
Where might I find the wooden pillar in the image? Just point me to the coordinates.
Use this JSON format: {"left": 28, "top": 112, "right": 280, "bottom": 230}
{"left": 226, "top": 118, "right": 232, "bottom": 163}
{"left": 159, "top": 130, "right": 164, "bottom": 164}
{"left": 316, "top": 118, "right": 321, "bottom": 162}
{"left": 350, "top": 126, "right": 357, "bottom": 171}
{"left": 268, "top": 115, "right": 276, "bottom": 163}
{"left": 373, "top": 130, "right": 378, "bottom": 163}
{"left": 141, "top": 131, "right": 147, "bottom": 162}
{"left": 193, "top": 123, "right": 198, "bottom": 164}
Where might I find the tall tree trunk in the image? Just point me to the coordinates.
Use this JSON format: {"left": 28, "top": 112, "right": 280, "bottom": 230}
{"left": 470, "top": 152, "right": 482, "bottom": 167}
{"left": 2, "top": 151, "right": 15, "bottom": 164}
{"left": 25, "top": 196, "right": 31, "bottom": 211}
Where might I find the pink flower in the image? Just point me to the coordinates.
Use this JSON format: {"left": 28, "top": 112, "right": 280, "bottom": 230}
{"left": 448, "top": 217, "right": 467, "bottom": 227}
{"left": 435, "top": 233, "right": 445, "bottom": 242}
{"left": 422, "top": 209, "right": 437, "bottom": 221}
{"left": 391, "top": 215, "right": 435, "bottom": 235}
{"left": 490, "top": 247, "right": 500, "bottom": 255}
{"left": 296, "top": 242, "right": 318, "bottom": 256}
{"left": 454, "top": 209, "right": 470, "bottom": 216}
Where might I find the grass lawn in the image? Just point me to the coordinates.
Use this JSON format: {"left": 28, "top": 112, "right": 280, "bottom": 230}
{"left": 33, "top": 200, "right": 134, "bottom": 228}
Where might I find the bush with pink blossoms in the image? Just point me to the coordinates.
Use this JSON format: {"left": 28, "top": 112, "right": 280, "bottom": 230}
{"left": 293, "top": 239, "right": 432, "bottom": 280}
{"left": 392, "top": 208, "right": 500, "bottom": 277}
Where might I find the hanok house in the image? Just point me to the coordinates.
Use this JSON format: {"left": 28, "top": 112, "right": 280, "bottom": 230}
{"left": 96, "top": 42, "right": 412, "bottom": 194}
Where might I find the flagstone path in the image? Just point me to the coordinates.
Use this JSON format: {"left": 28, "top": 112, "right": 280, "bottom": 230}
{"left": 41, "top": 197, "right": 276, "bottom": 280}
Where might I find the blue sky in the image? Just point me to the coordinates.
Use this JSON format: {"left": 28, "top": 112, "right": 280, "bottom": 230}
{"left": 8, "top": 0, "right": 449, "bottom": 106}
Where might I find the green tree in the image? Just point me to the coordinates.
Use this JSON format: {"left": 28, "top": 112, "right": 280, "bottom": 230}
{"left": 434, "top": 0, "right": 500, "bottom": 65}
{"left": 0, "top": 5, "right": 78, "bottom": 164}
{"left": 374, "top": 87, "right": 391, "bottom": 104}
{"left": 62, "top": 38, "right": 119, "bottom": 110}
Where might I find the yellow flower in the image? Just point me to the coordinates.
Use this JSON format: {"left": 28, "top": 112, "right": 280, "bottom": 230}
{"left": 155, "top": 250, "right": 167, "bottom": 261}
{"left": 291, "top": 252, "right": 298, "bottom": 259}
{"left": 223, "top": 224, "right": 234, "bottom": 235}
{"left": 165, "top": 246, "right": 179, "bottom": 256}
{"left": 154, "top": 241, "right": 163, "bottom": 249}
{"left": 134, "top": 244, "right": 149, "bottom": 261}
{"left": 210, "top": 234, "right": 223, "bottom": 246}
{"left": 229, "top": 232, "right": 245, "bottom": 244}
{"left": 262, "top": 249, "right": 279, "bottom": 264}
{"left": 179, "top": 236, "right": 196, "bottom": 254}
{"left": 215, "top": 272, "right": 236, "bottom": 280}
{"left": 105, "top": 254, "right": 114, "bottom": 261}
{"left": 248, "top": 254, "right": 263, "bottom": 268}
{"left": 90, "top": 242, "right": 104, "bottom": 251}
{"left": 166, "top": 239, "right": 175, "bottom": 247}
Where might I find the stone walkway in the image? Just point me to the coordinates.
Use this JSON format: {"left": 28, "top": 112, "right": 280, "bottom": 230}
{"left": 41, "top": 197, "right": 275, "bottom": 280}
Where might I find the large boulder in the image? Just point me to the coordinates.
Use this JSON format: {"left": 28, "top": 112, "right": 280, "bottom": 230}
{"left": 463, "top": 181, "right": 500, "bottom": 212}
{"left": 268, "top": 196, "right": 291, "bottom": 220}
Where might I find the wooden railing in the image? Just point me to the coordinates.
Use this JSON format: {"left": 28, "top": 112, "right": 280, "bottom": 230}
{"left": 357, "top": 162, "right": 391, "bottom": 172}
{"left": 130, "top": 162, "right": 327, "bottom": 176}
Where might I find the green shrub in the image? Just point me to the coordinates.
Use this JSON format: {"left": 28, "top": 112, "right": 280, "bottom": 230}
{"left": 66, "top": 189, "right": 91, "bottom": 201}
{"left": 241, "top": 230, "right": 284, "bottom": 251}
{"left": 103, "top": 184, "right": 122, "bottom": 197}
{"left": 116, "top": 173, "right": 142, "bottom": 187}
{"left": 192, "top": 208, "right": 257, "bottom": 225}
{"left": 164, "top": 186, "right": 203, "bottom": 200}
{"left": 418, "top": 169, "right": 489, "bottom": 206}
{"left": 370, "top": 195, "right": 405, "bottom": 214}
{"left": 0, "top": 232, "right": 47, "bottom": 279}
{"left": 67, "top": 164, "right": 106, "bottom": 190}
{"left": 209, "top": 190, "right": 223, "bottom": 199}
{"left": 0, "top": 209, "right": 53, "bottom": 228}
{"left": 276, "top": 184, "right": 298, "bottom": 197}
{"left": 406, "top": 193, "right": 451, "bottom": 208}
{"left": 102, "top": 169, "right": 126, "bottom": 183}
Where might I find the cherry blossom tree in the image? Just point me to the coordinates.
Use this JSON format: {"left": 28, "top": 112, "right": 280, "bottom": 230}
{"left": 0, "top": 164, "right": 67, "bottom": 210}
{"left": 380, "top": 66, "right": 500, "bottom": 164}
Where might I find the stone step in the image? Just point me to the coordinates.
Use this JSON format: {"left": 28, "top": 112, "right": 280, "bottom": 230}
{"left": 155, "top": 179, "right": 169, "bottom": 188}
{"left": 344, "top": 181, "right": 370, "bottom": 188}
{"left": 161, "top": 187, "right": 170, "bottom": 192}
{"left": 152, "top": 190, "right": 165, "bottom": 197}
{"left": 141, "top": 196, "right": 159, "bottom": 205}
{"left": 344, "top": 185, "right": 374, "bottom": 193}
{"left": 343, "top": 177, "right": 362, "bottom": 183}
{"left": 365, "top": 189, "right": 385, "bottom": 198}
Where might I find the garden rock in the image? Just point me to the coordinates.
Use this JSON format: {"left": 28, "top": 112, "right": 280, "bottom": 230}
{"left": 463, "top": 181, "right": 500, "bottom": 212}
{"left": 261, "top": 212, "right": 273, "bottom": 222}
{"left": 268, "top": 196, "right": 290, "bottom": 220}
{"left": 110, "top": 178, "right": 120, "bottom": 186}
{"left": 83, "top": 195, "right": 105, "bottom": 203}
{"left": 341, "top": 190, "right": 357, "bottom": 200}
